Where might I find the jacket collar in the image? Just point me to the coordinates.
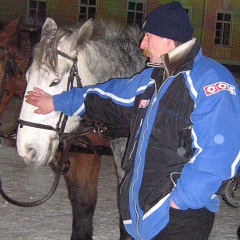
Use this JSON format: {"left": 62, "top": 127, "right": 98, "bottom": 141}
{"left": 148, "top": 38, "right": 200, "bottom": 79}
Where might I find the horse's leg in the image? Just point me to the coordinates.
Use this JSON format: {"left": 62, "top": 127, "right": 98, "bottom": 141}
{"left": 60, "top": 152, "right": 101, "bottom": 240}
{"left": 109, "top": 137, "right": 127, "bottom": 184}
{"left": 109, "top": 138, "right": 133, "bottom": 240}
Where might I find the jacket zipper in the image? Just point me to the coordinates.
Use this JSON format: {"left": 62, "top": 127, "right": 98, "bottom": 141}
{"left": 132, "top": 74, "right": 179, "bottom": 239}
{"left": 120, "top": 119, "right": 144, "bottom": 193}
{"left": 131, "top": 72, "right": 187, "bottom": 238}
{"left": 133, "top": 94, "right": 157, "bottom": 240}
{"left": 129, "top": 119, "right": 143, "bottom": 160}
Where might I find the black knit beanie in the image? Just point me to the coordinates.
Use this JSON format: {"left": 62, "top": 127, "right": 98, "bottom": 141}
{"left": 143, "top": 1, "right": 193, "bottom": 43}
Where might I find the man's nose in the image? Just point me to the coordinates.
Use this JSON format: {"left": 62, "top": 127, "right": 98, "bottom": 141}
{"left": 140, "top": 36, "right": 147, "bottom": 49}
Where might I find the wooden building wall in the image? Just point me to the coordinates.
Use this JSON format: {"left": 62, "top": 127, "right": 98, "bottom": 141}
{"left": 98, "top": 0, "right": 127, "bottom": 23}
{"left": 48, "top": 0, "right": 79, "bottom": 26}
{"left": 204, "top": 0, "right": 240, "bottom": 65}
{"left": 1, "top": 0, "right": 28, "bottom": 25}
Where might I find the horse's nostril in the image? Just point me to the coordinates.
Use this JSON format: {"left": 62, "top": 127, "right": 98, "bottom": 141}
{"left": 28, "top": 147, "right": 37, "bottom": 158}
{"left": 26, "top": 147, "right": 37, "bottom": 162}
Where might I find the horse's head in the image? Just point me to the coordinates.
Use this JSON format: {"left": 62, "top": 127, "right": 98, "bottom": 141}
{"left": 17, "top": 17, "right": 146, "bottom": 166}
{"left": 17, "top": 18, "right": 94, "bottom": 165}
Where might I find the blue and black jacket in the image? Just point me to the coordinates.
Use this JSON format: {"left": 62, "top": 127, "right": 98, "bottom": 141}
{"left": 54, "top": 38, "right": 240, "bottom": 239}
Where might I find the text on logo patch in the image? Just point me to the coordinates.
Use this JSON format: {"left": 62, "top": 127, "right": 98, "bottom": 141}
{"left": 139, "top": 99, "right": 149, "bottom": 108}
{"left": 204, "top": 82, "right": 236, "bottom": 96}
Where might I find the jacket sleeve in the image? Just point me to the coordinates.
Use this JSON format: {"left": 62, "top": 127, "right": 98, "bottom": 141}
{"left": 171, "top": 62, "right": 240, "bottom": 211}
{"left": 53, "top": 70, "right": 152, "bottom": 125}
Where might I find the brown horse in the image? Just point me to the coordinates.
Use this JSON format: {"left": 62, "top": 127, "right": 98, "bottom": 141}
{"left": 0, "top": 18, "right": 32, "bottom": 140}
{"left": 55, "top": 130, "right": 114, "bottom": 239}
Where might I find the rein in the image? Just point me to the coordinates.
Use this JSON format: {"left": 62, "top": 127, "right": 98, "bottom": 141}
{"left": 0, "top": 50, "right": 83, "bottom": 207}
{"left": 0, "top": 162, "right": 61, "bottom": 207}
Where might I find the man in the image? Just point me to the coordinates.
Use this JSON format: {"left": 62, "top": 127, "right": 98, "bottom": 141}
{"left": 25, "top": 1, "right": 240, "bottom": 239}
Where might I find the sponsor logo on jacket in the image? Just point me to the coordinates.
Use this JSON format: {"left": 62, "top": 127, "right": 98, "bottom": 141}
{"left": 139, "top": 99, "right": 150, "bottom": 108}
{"left": 204, "top": 82, "right": 236, "bottom": 96}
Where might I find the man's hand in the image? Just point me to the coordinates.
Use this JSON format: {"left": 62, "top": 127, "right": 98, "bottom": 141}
{"left": 25, "top": 87, "right": 54, "bottom": 115}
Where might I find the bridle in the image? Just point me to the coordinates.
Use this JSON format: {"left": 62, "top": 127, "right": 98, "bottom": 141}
{"left": 0, "top": 49, "right": 128, "bottom": 207}
{"left": 0, "top": 45, "right": 22, "bottom": 105}
{"left": 0, "top": 50, "right": 98, "bottom": 207}
{"left": 18, "top": 50, "right": 82, "bottom": 135}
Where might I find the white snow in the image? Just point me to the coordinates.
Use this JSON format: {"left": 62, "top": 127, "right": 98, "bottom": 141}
{"left": 0, "top": 147, "right": 239, "bottom": 240}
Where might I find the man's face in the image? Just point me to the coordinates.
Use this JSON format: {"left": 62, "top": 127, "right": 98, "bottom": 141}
{"left": 140, "top": 32, "right": 175, "bottom": 64}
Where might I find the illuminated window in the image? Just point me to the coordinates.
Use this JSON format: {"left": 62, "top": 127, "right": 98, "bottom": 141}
{"left": 127, "top": 1, "right": 146, "bottom": 27}
{"left": 78, "top": 0, "right": 98, "bottom": 22}
{"left": 27, "top": 0, "right": 47, "bottom": 27}
{"left": 215, "top": 12, "right": 233, "bottom": 46}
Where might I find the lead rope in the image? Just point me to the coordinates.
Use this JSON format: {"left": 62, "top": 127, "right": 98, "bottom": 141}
{"left": 0, "top": 162, "right": 61, "bottom": 207}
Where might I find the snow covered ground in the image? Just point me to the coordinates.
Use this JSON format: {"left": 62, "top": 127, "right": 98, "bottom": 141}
{"left": 0, "top": 147, "right": 239, "bottom": 240}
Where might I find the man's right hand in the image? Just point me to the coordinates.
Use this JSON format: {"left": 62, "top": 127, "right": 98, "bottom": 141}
{"left": 25, "top": 87, "right": 54, "bottom": 115}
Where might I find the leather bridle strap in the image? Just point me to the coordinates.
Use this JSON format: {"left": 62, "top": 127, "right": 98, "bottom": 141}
{"left": 18, "top": 119, "right": 58, "bottom": 132}
{"left": 57, "top": 50, "right": 82, "bottom": 88}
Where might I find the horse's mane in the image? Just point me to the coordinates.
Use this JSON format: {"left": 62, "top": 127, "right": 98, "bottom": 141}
{"left": 34, "top": 19, "right": 146, "bottom": 82}
{"left": 79, "top": 20, "right": 146, "bottom": 80}
{"left": 33, "top": 26, "right": 71, "bottom": 72}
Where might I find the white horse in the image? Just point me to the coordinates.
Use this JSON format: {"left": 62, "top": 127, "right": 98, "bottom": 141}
{"left": 17, "top": 18, "right": 146, "bottom": 240}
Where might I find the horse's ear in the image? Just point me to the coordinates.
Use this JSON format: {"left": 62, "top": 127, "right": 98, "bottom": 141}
{"left": 74, "top": 19, "right": 94, "bottom": 48}
{"left": 0, "top": 18, "right": 22, "bottom": 45}
{"left": 41, "top": 18, "right": 58, "bottom": 36}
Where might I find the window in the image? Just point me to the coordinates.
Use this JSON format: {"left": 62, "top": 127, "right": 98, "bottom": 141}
{"left": 27, "top": 0, "right": 47, "bottom": 27}
{"left": 78, "top": 0, "right": 98, "bottom": 22}
{"left": 127, "top": 1, "right": 146, "bottom": 27}
{"left": 215, "top": 12, "right": 233, "bottom": 46}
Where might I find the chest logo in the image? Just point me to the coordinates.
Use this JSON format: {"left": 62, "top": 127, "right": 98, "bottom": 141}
{"left": 204, "top": 82, "right": 236, "bottom": 96}
{"left": 139, "top": 99, "right": 150, "bottom": 108}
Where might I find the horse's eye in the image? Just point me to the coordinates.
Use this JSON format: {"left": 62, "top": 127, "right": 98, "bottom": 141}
{"left": 49, "top": 79, "right": 60, "bottom": 87}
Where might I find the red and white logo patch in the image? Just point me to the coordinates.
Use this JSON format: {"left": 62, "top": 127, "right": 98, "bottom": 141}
{"left": 204, "top": 82, "right": 236, "bottom": 96}
{"left": 139, "top": 99, "right": 149, "bottom": 108}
